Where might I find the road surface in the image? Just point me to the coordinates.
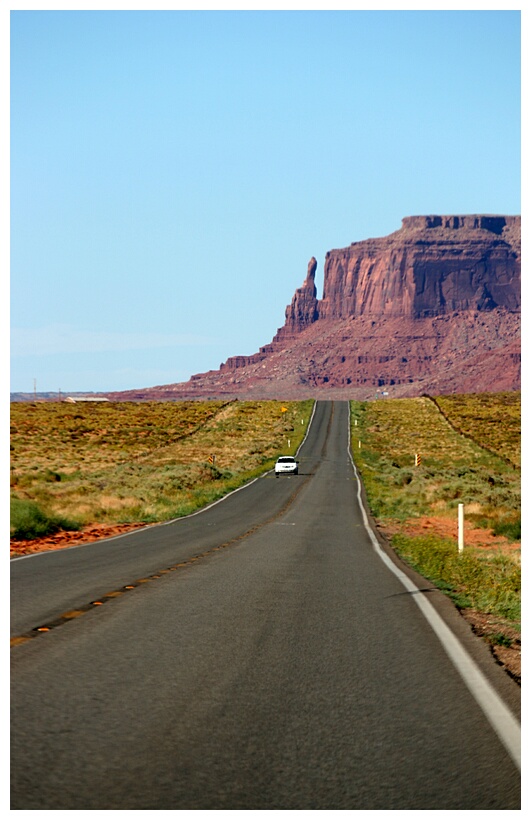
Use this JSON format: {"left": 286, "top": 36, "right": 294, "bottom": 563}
{"left": 11, "top": 401, "right": 520, "bottom": 809}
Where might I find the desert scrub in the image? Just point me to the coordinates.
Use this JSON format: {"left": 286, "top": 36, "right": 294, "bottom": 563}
{"left": 350, "top": 396, "right": 520, "bottom": 535}
{"left": 10, "top": 400, "right": 229, "bottom": 475}
{"left": 10, "top": 497, "right": 81, "bottom": 540}
{"left": 433, "top": 392, "right": 520, "bottom": 468}
{"left": 392, "top": 533, "right": 521, "bottom": 623}
{"left": 350, "top": 395, "right": 521, "bottom": 644}
{"left": 10, "top": 399, "right": 314, "bottom": 536}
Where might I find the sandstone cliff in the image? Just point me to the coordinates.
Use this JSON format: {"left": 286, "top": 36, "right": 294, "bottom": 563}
{"left": 278, "top": 214, "right": 520, "bottom": 334}
{"left": 282, "top": 256, "right": 319, "bottom": 335}
{"left": 107, "top": 215, "right": 520, "bottom": 401}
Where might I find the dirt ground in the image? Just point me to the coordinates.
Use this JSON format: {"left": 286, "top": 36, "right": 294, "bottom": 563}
{"left": 378, "top": 514, "right": 520, "bottom": 557}
{"left": 11, "top": 515, "right": 520, "bottom": 685}
{"left": 10, "top": 522, "right": 150, "bottom": 558}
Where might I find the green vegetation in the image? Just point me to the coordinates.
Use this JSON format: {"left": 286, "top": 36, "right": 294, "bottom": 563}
{"left": 350, "top": 394, "right": 520, "bottom": 536}
{"left": 350, "top": 394, "right": 520, "bottom": 631}
{"left": 392, "top": 533, "right": 520, "bottom": 621}
{"left": 11, "top": 399, "right": 314, "bottom": 537}
{"left": 10, "top": 497, "right": 81, "bottom": 540}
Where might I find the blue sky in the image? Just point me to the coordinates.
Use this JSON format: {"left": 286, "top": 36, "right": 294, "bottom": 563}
{"left": 9, "top": 7, "right": 521, "bottom": 394}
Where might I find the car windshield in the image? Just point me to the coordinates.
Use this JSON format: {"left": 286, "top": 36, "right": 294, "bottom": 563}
{"left": 278, "top": 457, "right": 295, "bottom": 463}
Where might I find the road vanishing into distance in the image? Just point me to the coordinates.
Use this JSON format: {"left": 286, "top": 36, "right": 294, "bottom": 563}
{"left": 11, "top": 401, "right": 520, "bottom": 809}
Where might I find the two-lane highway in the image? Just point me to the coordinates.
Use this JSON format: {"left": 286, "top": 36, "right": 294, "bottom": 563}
{"left": 11, "top": 402, "right": 329, "bottom": 637}
{"left": 11, "top": 401, "right": 520, "bottom": 809}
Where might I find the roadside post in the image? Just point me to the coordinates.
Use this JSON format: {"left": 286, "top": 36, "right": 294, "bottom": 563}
{"left": 458, "top": 503, "right": 464, "bottom": 553}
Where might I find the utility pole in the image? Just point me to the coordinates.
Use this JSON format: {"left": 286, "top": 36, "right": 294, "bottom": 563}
{"left": 33, "top": 379, "right": 36, "bottom": 400}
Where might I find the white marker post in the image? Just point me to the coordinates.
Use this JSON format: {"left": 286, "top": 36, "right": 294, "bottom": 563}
{"left": 458, "top": 503, "right": 464, "bottom": 553}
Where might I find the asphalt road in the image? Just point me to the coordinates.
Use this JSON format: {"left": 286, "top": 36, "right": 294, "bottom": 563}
{"left": 11, "top": 401, "right": 520, "bottom": 809}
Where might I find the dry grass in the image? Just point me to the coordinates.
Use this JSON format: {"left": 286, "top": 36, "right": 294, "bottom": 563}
{"left": 350, "top": 393, "right": 521, "bottom": 638}
{"left": 432, "top": 392, "right": 520, "bottom": 468}
{"left": 351, "top": 395, "right": 520, "bottom": 533}
{"left": 11, "top": 399, "right": 314, "bottom": 532}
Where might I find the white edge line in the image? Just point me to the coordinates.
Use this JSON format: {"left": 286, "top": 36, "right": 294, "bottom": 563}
{"left": 347, "top": 404, "right": 521, "bottom": 772}
{"left": 11, "top": 401, "right": 319, "bottom": 562}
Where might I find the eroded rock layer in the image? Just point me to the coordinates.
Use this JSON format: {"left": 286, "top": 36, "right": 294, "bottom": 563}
{"left": 278, "top": 214, "right": 520, "bottom": 333}
{"left": 108, "top": 215, "right": 520, "bottom": 400}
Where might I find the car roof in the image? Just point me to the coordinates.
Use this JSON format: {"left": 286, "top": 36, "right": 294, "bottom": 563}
{"left": 277, "top": 456, "right": 295, "bottom": 461}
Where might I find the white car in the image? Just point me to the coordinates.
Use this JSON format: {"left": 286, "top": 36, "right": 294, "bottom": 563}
{"left": 274, "top": 456, "right": 299, "bottom": 477}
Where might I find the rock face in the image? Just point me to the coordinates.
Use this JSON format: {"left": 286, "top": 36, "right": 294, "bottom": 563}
{"left": 284, "top": 214, "right": 520, "bottom": 328}
{"left": 279, "top": 256, "right": 319, "bottom": 338}
{"left": 107, "top": 215, "right": 520, "bottom": 401}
